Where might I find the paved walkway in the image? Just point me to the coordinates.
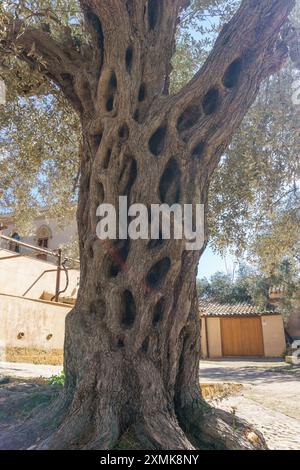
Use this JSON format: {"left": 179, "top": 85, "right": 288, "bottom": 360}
{"left": 0, "top": 361, "right": 62, "bottom": 379}
{"left": 200, "top": 359, "right": 300, "bottom": 450}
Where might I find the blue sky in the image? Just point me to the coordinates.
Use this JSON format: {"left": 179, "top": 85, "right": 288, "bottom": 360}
{"left": 197, "top": 246, "right": 236, "bottom": 279}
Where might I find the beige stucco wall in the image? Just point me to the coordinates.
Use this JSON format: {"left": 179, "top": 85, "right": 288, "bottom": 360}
{"left": 0, "top": 293, "right": 71, "bottom": 364}
{"left": 206, "top": 317, "right": 222, "bottom": 358}
{"left": 261, "top": 315, "right": 286, "bottom": 357}
{"left": 0, "top": 248, "right": 79, "bottom": 300}
{"left": 1, "top": 215, "right": 77, "bottom": 254}
{"left": 200, "top": 317, "right": 208, "bottom": 358}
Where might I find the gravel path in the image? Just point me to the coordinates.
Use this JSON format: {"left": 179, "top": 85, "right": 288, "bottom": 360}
{"left": 211, "top": 392, "right": 300, "bottom": 450}
{"left": 201, "top": 359, "right": 300, "bottom": 450}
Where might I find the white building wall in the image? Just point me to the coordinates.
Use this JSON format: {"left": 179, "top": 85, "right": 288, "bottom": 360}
{"left": 0, "top": 215, "right": 77, "bottom": 254}
{"left": 0, "top": 248, "right": 80, "bottom": 299}
{"left": 0, "top": 213, "right": 79, "bottom": 300}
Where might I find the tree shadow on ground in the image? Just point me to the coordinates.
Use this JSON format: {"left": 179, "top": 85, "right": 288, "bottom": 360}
{"left": 200, "top": 362, "right": 300, "bottom": 384}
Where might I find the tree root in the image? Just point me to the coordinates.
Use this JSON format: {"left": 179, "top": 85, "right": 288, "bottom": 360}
{"left": 133, "top": 412, "right": 195, "bottom": 450}
{"left": 30, "top": 408, "right": 194, "bottom": 450}
{"left": 35, "top": 398, "right": 121, "bottom": 450}
{"left": 177, "top": 398, "right": 268, "bottom": 450}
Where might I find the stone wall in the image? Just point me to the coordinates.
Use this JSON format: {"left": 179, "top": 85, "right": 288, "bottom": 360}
{"left": 0, "top": 293, "right": 71, "bottom": 365}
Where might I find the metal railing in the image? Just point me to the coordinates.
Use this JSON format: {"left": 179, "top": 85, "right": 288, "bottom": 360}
{"left": 0, "top": 233, "right": 79, "bottom": 303}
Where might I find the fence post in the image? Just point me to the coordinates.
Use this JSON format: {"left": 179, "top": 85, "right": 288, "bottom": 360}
{"left": 55, "top": 249, "right": 62, "bottom": 302}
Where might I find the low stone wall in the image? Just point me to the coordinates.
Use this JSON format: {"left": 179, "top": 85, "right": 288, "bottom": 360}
{"left": 0, "top": 293, "right": 71, "bottom": 365}
{"left": 5, "top": 347, "right": 63, "bottom": 365}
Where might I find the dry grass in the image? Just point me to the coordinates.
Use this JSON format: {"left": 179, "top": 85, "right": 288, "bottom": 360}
{"left": 200, "top": 382, "right": 243, "bottom": 401}
{"left": 5, "top": 347, "right": 63, "bottom": 365}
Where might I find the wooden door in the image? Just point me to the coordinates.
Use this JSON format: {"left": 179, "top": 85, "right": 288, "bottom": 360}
{"left": 221, "top": 317, "right": 264, "bottom": 356}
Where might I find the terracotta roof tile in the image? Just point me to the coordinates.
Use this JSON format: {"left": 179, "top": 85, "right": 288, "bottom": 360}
{"left": 199, "top": 300, "right": 279, "bottom": 317}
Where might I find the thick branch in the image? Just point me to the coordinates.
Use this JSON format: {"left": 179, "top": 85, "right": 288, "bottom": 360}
{"left": 166, "top": 0, "right": 295, "bottom": 177}
{"left": 2, "top": 18, "right": 95, "bottom": 114}
{"left": 79, "top": 0, "right": 183, "bottom": 112}
{"left": 185, "top": 0, "right": 295, "bottom": 91}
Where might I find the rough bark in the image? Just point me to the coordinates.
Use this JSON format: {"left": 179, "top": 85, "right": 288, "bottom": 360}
{"left": 1, "top": 0, "right": 295, "bottom": 450}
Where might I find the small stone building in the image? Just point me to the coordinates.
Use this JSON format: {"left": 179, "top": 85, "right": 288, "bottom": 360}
{"left": 200, "top": 301, "right": 286, "bottom": 358}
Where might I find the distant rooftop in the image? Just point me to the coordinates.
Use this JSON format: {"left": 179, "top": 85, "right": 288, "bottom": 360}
{"left": 199, "top": 300, "right": 279, "bottom": 317}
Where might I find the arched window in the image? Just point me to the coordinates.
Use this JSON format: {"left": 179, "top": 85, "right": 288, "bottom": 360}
{"left": 36, "top": 225, "right": 52, "bottom": 260}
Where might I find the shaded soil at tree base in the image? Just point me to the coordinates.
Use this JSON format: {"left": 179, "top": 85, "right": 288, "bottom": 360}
{"left": 0, "top": 378, "right": 266, "bottom": 450}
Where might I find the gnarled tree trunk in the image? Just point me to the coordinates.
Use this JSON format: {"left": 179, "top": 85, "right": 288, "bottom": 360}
{"left": 2, "top": 0, "right": 295, "bottom": 450}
